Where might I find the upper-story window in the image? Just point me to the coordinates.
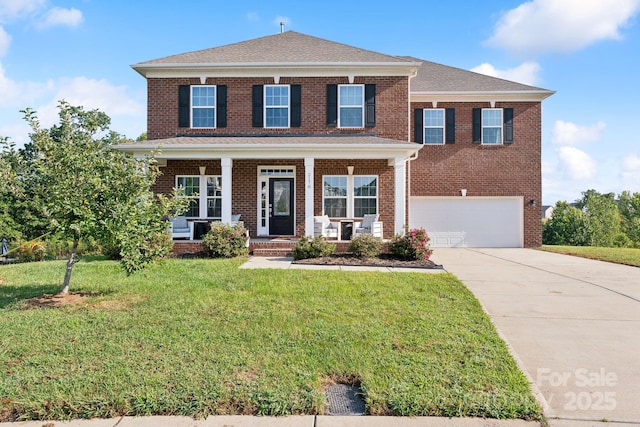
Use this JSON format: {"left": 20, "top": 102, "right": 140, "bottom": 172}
{"left": 327, "top": 84, "right": 376, "bottom": 128}
{"left": 253, "top": 84, "right": 301, "bottom": 128}
{"left": 472, "top": 108, "right": 514, "bottom": 145}
{"left": 191, "top": 86, "right": 216, "bottom": 128}
{"left": 178, "top": 84, "right": 227, "bottom": 129}
{"left": 414, "top": 108, "right": 455, "bottom": 144}
{"left": 338, "top": 84, "right": 364, "bottom": 128}
{"left": 264, "top": 85, "right": 290, "bottom": 128}
{"left": 481, "top": 108, "right": 503, "bottom": 144}
{"left": 423, "top": 108, "right": 445, "bottom": 144}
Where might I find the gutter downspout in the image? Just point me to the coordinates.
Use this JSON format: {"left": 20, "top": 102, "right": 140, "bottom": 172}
{"left": 405, "top": 68, "right": 420, "bottom": 234}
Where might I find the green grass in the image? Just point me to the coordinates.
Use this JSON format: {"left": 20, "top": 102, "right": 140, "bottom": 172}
{"left": 0, "top": 258, "right": 541, "bottom": 421}
{"left": 540, "top": 245, "right": 640, "bottom": 267}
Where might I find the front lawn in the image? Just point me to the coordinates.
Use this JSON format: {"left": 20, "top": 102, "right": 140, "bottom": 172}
{"left": 540, "top": 245, "right": 640, "bottom": 267}
{"left": 0, "top": 258, "right": 541, "bottom": 421}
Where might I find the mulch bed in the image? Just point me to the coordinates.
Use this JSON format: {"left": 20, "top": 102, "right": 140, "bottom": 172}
{"left": 293, "top": 253, "right": 442, "bottom": 269}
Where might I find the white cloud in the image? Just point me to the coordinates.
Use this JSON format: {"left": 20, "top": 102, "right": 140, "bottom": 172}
{"left": 0, "top": 74, "right": 145, "bottom": 145}
{"left": 622, "top": 153, "right": 640, "bottom": 184}
{"left": 246, "top": 12, "right": 259, "bottom": 22}
{"left": 36, "top": 6, "right": 83, "bottom": 29}
{"left": 551, "top": 120, "right": 606, "bottom": 145}
{"left": 485, "top": 0, "right": 640, "bottom": 55}
{"left": 0, "top": 0, "right": 46, "bottom": 21}
{"left": 36, "top": 77, "right": 143, "bottom": 127}
{"left": 0, "top": 26, "right": 10, "bottom": 57}
{"left": 471, "top": 61, "right": 541, "bottom": 85}
{"left": 0, "top": 61, "right": 54, "bottom": 106}
{"left": 558, "top": 146, "right": 597, "bottom": 180}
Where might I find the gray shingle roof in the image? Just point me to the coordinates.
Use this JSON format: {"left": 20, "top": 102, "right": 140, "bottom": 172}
{"left": 405, "top": 56, "right": 551, "bottom": 93}
{"left": 118, "top": 135, "right": 418, "bottom": 148}
{"left": 137, "top": 31, "right": 413, "bottom": 65}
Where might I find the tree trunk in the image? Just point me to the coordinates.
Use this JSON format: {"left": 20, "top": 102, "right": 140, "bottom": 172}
{"left": 60, "top": 238, "right": 79, "bottom": 294}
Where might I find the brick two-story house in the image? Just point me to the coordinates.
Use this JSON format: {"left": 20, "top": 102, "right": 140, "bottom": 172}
{"left": 116, "top": 31, "right": 553, "bottom": 248}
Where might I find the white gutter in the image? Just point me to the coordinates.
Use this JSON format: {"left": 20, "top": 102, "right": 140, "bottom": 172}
{"left": 114, "top": 142, "right": 423, "bottom": 160}
{"left": 132, "top": 62, "right": 422, "bottom": 78}
{"left": 411, "top": 90, "right": 555, "bottom": 103}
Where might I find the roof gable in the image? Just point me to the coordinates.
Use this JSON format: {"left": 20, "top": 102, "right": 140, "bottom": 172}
{"left": 406, "top": 56, "right": 554, "bottom": 99}
{"left": 137, "top": 31, "right": 412, "bottom": 66}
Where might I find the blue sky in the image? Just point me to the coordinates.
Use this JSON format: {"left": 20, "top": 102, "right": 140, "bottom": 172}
{"left": 1, "top": 0, "right": 639, "bottom": 204}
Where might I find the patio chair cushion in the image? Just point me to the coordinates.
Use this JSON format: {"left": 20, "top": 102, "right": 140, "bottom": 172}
{"left": 360, "top": 214, "right": 379, "bottom": 230}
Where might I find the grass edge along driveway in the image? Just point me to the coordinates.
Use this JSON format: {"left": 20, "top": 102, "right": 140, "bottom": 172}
{"left": 0, "top": 258, "right": 542, "bottom": 422}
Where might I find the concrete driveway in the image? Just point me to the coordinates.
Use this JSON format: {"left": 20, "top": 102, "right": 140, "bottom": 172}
{"left": 430, "top": 248, "right": 640, "bottom": 426}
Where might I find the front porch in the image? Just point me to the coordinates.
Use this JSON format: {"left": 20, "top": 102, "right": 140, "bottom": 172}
{"left": 116, "top": 135, "right": 422, "bottom": 241}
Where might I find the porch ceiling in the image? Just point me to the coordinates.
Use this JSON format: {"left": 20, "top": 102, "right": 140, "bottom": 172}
{"left": 115, "top": 135, "right": 423, "bottom": 160}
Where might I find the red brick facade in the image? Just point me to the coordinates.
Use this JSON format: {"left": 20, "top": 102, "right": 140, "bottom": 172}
{"left": 147, "top": 76, "right": 408, "bottom": 140}
{"left": 145, "top": 70, "right": 544, "bottom": 246}
{"left": 409, "top": 102, "right": 542, "bottom": 247}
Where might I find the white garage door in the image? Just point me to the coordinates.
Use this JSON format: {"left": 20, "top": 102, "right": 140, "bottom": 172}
{"left": 409, "top": 197, "right": 523, "bottom": 248}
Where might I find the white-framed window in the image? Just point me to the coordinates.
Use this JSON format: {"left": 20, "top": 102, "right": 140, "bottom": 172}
{"left": 176, "top": 175, "right": 222, "bottom": 219}
{"left": 338, "top": 84, "right": 364, "bottom": 128}
{"left": 482, "top": 108, "right": 503, "bottom": 144}
{"left": 191, "top": 85, "right": 216, "bottom": 128}
{"left": 353, "top": 176, "right": 378, "bottom": 217}
{"left": 264, "top": 85, "right": 290, "bottom": 128}
{"left": 423, "top": 108, "right": 445, "bottom": 144}
{"left": 323, "top": 175, "right": 378, "bottom": 218}
{"left": 323, "top": 176, "right": 348, "bottom": 217}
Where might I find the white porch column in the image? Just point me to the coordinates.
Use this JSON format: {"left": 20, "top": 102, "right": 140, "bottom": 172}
{"left": 221, "top": 157, "right": 232, "bottom": 224}
{"left": 304, "top": 157, "right": 315, "bottom": 237}
{"left": 393, "top": 156, "right": 407, "bottom": 235}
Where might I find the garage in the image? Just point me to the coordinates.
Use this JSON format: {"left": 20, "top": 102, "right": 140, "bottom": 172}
{"left": 409, "top": 197, "right": 523, "bottom": 248}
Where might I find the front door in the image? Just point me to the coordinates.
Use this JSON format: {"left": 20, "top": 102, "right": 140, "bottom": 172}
{"left": 269, "top": 178, "right": 294, "bottom": 235}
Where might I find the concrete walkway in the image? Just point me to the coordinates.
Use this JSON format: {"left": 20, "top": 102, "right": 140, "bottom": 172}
{"left": 430, "top": 248, "right": 640, "bottom": 426}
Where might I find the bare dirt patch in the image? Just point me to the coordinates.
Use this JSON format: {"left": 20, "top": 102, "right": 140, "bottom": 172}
{"left": 23, "top": 291, "right": 99, "bottom": 309}
{"left": 293, "top": 253, "right": 441, "bottom": 269}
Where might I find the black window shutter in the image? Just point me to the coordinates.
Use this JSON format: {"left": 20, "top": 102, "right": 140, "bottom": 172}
{"left": 503, "top": 108, "right": 514, "bottom": 144}
{"left": 217, "top": 85, "right": 227, "bottom": 128}
{"left": 178, "top": 85, "right": 190, "bottom": 128}
{"left": 365, "top": 84, "right": 376, "bottom": 127}
{"left": 414, "top": 109, "right": 423, "bottom": 143}
{"left": 445, "top": 108, "right": 455, "bottom": 144}
{"left": 291, "top": 84, "right": 301, "bottom": 127}
{"left": 326, "top": 84, "right": 338, "bottom": 127}
{"left": 472, "top": 108, "right": 482, "bottom": 143}
{"left": 252, "top": 85, "right": 263, "bottom": 128}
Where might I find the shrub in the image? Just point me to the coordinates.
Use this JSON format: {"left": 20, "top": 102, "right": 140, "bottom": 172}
{"left": 291, "top": 236, "right": 335, "bottom": 260}
{"left": 348, "top": 234, "right": 382, "bottom": 259}
{"left": 202, "top": 223, "right": 249, "bottom": 258}
{"left": 389, "top": 228, "right": 433, "bottom": 261}
{"left": 15, "top": 241, "right": 46, "bottom": 262}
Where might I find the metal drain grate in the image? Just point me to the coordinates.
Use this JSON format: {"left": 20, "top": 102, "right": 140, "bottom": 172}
{"left": 325, "top": 383, "right": 366, "bottom": 415}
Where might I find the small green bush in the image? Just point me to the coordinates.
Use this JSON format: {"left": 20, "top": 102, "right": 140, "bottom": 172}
{"left": 389, "top": 228, "right": 433, "bottom": 261}
{"left": 612, "top": 233, "right": 632, "bottom": 248}
{"left": 202, "top": 223, "right": 249, "bottom": 258}
{"left": 348, "top": 234, "right": 382, "bottom": 259}
{"left": 291, "top": 236, "right": 335, "bottom": 260}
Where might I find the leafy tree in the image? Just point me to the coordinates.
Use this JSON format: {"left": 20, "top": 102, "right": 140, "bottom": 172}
{"left": 0, "top": 138, "right": 24, "bottom": 243}
{"left": 578, "top": 190, "right": 621, "bottom": 247}
{"left": 18, "top": 101, "right": 188, "bottom": 293}
{"left": 618, "top": 191, "right": 640, "bottom": 244}
{"left": 542, "top": 201, "right": 586, "bottom": 245}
